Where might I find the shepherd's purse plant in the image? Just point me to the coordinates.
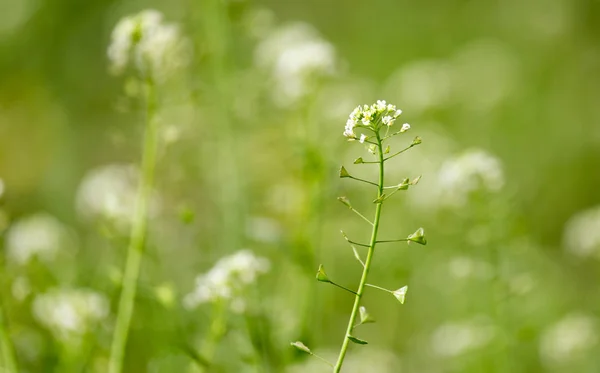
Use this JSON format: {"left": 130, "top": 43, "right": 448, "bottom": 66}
{"left": 291, "top": 100, "right": 426, "bottom": 372}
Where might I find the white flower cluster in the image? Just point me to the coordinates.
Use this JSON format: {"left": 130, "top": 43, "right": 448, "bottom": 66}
{"left": 5, "top": 213, "right": 72, "bottom": 265}
{"left": 32, "top": 288, "right": 109, "bottom": 341}
{"left": 75, "top": 164, "right": 160, "bottom": 231}
{"left": 437, "top": 149, "right": 504, "bottom": 207}
{"left": 563, "top": 205, "right": 600, "bottom": 259}
{"left": 344, "top": 100, "right": 407, "bottom": 140}
{"left": 184, "top": 250, "right": 270, "bottom": 313}
{"left": 255, "top": 22, "right": 336, "bottom": 107}
{"left": 539, "top": 313, "right": 598, "bottom": 366}
{"left": 107, "top": 9, "right": 190, "bottom": 81}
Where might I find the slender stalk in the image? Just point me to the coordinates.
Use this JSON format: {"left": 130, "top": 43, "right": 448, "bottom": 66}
{"left": 0, "top": 304, "right": 17, "bottom": 373}
{"left": 333, "top": 133, "right": 385, "bottom": 372}
{"left": 108, "top": 78, "right": 158, "bottom": 373}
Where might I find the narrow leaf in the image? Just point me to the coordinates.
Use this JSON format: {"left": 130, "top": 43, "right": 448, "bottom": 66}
{"left": 347, "top": 335, "right": 368, "bottom": 345}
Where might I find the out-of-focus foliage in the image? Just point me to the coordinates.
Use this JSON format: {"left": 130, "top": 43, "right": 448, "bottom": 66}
{"left": 1, "top": 0, "right": 600, "bottom": 372}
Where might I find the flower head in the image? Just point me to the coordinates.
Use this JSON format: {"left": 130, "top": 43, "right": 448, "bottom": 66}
{"left": 343, "top": 100, "right": 405, "bottom": 139}
{"left": 107, "top": 9, "right": 191, "bottom": 81}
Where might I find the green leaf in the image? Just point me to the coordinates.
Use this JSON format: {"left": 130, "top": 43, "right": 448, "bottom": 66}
{"left": 316, "top": 264, "right": 331, "bottom": 283}
{"left": 411, "top": 136, "right": 422, "bottom": 146}
{"left": 353, "top": 157, "right": 364, "bottom": 164}
{"left": 393, "top": 286, "right": 408, "bottom": 304}
{"left": 407, "top": 227, "right": 427, "bottom": 245}
{"left": 337, "top": 196, "right": 352, "bottom": 209}
{"left": 339, "top": 166, "right": 351, "bottom": 178}
{"left": 347, "top": 335, "right": 368, "bottom": 345}
{"left": 359, "top": 306, "right": 375, "bottom": 324}
{"left": 290, "top": 341, "right": 311, "bottom": 354}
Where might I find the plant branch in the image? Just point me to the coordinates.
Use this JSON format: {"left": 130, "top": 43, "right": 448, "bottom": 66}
{"left": 333, "top": 131, "right": 385, "bottom": 373}
{"left": 348, "top": 176, "right": 378, "bottom": 187}
{"left": 348, "top": 208, "right": 374, "bottom": 226}
{"left": 384, "top": 144, "right": 414, "bottom": 161}
{"left": 330, "top": 282, "right": 359, "bottom": 295}
{"left": 376, "top": 239, "right": 409, "bottom": 244}
{"left": 365, "top": 283, "right": 393, "bottom": 294}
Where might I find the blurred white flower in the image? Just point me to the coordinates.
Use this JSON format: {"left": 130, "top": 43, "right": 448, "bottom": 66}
{"left": 539, "top": 313, "right": 598, "bottom": 366}
{"left": 5, "top": 213, "right": 73, "bottom": 265}
{"left": 437, "top": 149, "right": 504, "bottom": 207}
{"left": 431, "top": 317, "right": 495, "bottom": 357}
{"left": 183, "top": 250, "right": 270, "bottom": 313}
{"left": 107, "top": 9, "right": 191, "bottom": 81}
{"left": 75, "top": 164, "right": 160, "bottom": 231}
{"left": 254, "top": 22, "right": 336, "bottom": 107}
{"left": 563, "top": 205, "right": 600, "bottom": 259}
{"left": 32, "top": 288, "right": 109, "bottom": 341}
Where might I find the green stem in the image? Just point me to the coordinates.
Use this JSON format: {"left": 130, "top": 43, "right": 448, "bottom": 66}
{"left": 0, "top": 304, "right": 17, "bottom": 373}
{"left": 108, "top": 78, "right": 158, "bottom": 373}
{"left": 333, "top": 133, "right": 385, "bottom": 372}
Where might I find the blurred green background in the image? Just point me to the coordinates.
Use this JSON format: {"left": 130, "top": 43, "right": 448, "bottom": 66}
{"left": 1, "top": 0, "right": 600, "bottom": 372}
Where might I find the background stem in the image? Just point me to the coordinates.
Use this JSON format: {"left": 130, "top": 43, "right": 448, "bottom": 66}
{"left": 108, "top": 78, "right": 158, "bottom": 373}
{"left": 333, "top": 133, "right": 385, "bottom": 372}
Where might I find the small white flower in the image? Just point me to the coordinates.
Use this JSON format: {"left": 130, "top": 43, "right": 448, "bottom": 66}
{"left": 401, "top": 123, "right": 411, "bottom": 132}
{"left": 254, "top": 22, "right": 336, "bottom": 107}
{"left": 359, "top": 134, "right": 367, "bottom": 143}
{"left": 437, "top": 149, "right": 504, "bottom": 207}
{"left": 375, "top": 100, "right": 387, "bottom": 112}
{"left": 6, "top": 213, "right": 73, "bottom": 265}
{"left": 382, "top": 116, "right": 394, "bottom": 126}
{"left": 107, "top": 9, "right": 190, "bottom": 81}
{"left": 32, "top": 288, "right": 109, "bottom": 341}
{"left": 75, "top": 164, "right": 161, "bottom": 231}
{"left": 184, "top": 250, "right": 270, "bottom": 312}
{"left": 394, "top": 109, "right": 402, "bottom": 117}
